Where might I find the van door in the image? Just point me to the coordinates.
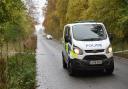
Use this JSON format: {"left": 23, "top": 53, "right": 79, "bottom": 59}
{"left": 64, "top": 26, "right": 72, "bottom": 62}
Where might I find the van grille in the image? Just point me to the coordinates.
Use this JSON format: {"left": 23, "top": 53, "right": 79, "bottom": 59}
{"left": 85, "top": 49, "right": 104, "bottom": 53}
{"left": 83, "top": 55, "right": 107, "bottom": 60}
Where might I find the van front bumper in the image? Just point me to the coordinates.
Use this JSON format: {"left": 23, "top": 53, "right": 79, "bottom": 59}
{"left": 70, "top": 57, "right": 114, "bottom": 71}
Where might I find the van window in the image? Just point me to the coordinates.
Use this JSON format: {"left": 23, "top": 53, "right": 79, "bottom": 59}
{"left": 72, "top": 24, "right": 107, "bottom": 41}
{"left": 64, "top": 26, "right": 72, "bottom": 43}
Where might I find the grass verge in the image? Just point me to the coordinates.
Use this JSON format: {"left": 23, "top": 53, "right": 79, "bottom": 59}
{"left": 114, "top": 52, "right": 128, "bottom": 59}
{"left": 7, "top": 53, "right": 36, "bottom": 89}
{"left": 113, "top": 41, "right": 128, "bottom": 59}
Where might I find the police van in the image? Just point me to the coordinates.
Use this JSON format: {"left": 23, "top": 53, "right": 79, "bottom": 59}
{"left": 62, "top": 21, "right": 114, "bottom": 75}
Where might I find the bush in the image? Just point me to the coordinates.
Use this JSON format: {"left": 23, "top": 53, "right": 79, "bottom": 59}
{"left": 0, "top": 58, "right": 7, "bottom": 89}
{"left": 7, "top": 54, "right": 36, "bottom": 89}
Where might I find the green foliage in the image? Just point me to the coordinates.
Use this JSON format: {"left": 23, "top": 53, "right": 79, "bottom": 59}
{"left": 8, "top": 54, "right": 35, "bottom": 89}
{"left": 43, "top": 0, "right": 128, "bottom": 41}
{"left": 0, "top": 58, "right": 7, "bottom": 89}
{"left": 0, "top": 0, "right": 25, "bottom": 23}
{"left": 0, "top": 0, "right": 35, "bottom": 89}
{"left": 83, "top": 0, "right": 125, "bottom": 38}
{"left": 66, "top": 0, "right": 88, "bottom": 22}
{"left": 0, "top": 0, "right": 34, "bottom": 42}
{"left": 56, "top": 0, "right": 69, "bottom": 31}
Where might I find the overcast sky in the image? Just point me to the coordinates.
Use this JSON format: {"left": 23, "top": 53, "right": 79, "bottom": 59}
{"left": 23, "top": 0, "right": 47, "bottom": 31}
{"left": 32, "top": 0, "right": 47, "bottom": 31}
{"left": 32, "top": 0, "right": 47, "bottom": 24}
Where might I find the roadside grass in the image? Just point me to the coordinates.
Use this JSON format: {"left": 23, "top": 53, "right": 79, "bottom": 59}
{"left": 0, "top": 35, "right": 37, "bottom": 89}
{"left": 114, "top": 52, "right": 128, "bottom": 59}
{"left": 113, "top": 41, "right": 128, "bottom": 59}
{"left": 0, "top": 58, "right": 7, "bottom": 89}
{"left": 7, "top": 53, "right": 36, "bottom": 89}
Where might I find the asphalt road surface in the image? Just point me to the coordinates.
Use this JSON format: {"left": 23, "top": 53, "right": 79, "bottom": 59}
{"left": 36, "top": 34, "right": 128, "bottom": 89}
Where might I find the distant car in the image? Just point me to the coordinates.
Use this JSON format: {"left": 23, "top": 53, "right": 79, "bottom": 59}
{"left": 46, "top": 35, "right": 53, "bottom": 39}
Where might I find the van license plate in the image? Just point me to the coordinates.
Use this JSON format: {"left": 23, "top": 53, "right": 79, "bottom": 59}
{"left": 90, "top": 60, "right": 102, "bottom": 65}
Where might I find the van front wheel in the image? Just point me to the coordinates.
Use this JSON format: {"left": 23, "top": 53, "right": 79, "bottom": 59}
{"left": 62, "top": 52, "right": 67, "bottom": 69}
{"left": 105, "top": 61, "right": 114, "bottom": 75}
{"left": 68, "top": 61, "right": 75, "bottom": 76}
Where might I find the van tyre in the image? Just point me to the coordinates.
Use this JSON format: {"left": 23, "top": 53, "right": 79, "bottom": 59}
{"left": 105, "top": 61, "right": 114, "bottom": 75}
{"left": 68, "top": 61, "right": 75, "bottom": 76}
{"left": 62, "top": 52, "right": 67, "bottom": 69}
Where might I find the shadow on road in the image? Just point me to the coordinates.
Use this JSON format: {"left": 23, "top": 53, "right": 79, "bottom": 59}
{"left": 70, "top": 70, "right": 115, "bottom": 78}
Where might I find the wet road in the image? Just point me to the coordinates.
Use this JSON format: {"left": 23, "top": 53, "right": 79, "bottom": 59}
{"left": 36, "top": 34, "right": 128, "bottom": 89}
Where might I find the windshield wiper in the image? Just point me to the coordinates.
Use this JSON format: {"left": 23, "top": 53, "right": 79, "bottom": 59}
{"left": 80, "top": 38, "right": 102, "bottom": 41}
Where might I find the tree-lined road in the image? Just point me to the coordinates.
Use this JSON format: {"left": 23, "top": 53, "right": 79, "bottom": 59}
{"left": 36, "top": 34, "right": 128, "bottom": 89}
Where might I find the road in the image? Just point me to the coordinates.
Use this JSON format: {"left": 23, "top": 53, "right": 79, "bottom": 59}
{"left": 36, "top": 34, "right": 128, "bottom": 89}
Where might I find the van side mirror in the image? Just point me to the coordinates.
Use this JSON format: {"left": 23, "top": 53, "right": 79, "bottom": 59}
{"left": 108, "top": 33, "right": 114, "bottom": 41}
{"left": 65, "top": 35, "right": 71, "bottom": 43}
{"left": 65, "top": 36, "right": 70, "bottom": 42}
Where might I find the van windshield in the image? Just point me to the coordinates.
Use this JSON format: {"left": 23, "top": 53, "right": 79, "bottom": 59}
{"left": 72, "top": 24, "right": 107, "bottom": 41}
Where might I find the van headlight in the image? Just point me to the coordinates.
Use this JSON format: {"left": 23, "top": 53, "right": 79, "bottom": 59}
{"left": 106, "top": 45, "right": 112, "bottom": 53}
{"left": 73, "top": 46, "right": 83, "bottom": 55}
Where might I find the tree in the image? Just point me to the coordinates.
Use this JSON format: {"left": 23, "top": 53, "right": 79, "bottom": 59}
{"left": 43, "top": 0, "right": 128, "bottom": 41}
{"left": 0, "top": 0, "right": 34, "bottom": 42}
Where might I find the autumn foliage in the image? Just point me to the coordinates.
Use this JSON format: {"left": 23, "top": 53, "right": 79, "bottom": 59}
{"left": 43, "top": 0, "right": 128, "bottom": 41}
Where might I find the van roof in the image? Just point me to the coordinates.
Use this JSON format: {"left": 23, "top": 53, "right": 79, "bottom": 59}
{"left": 65, "top": 21, "right": 104, "bottom": 27}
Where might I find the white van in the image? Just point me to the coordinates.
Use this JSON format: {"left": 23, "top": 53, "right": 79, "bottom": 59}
{"left": 62, "top": 21, "right": 114, "bottom": 75}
